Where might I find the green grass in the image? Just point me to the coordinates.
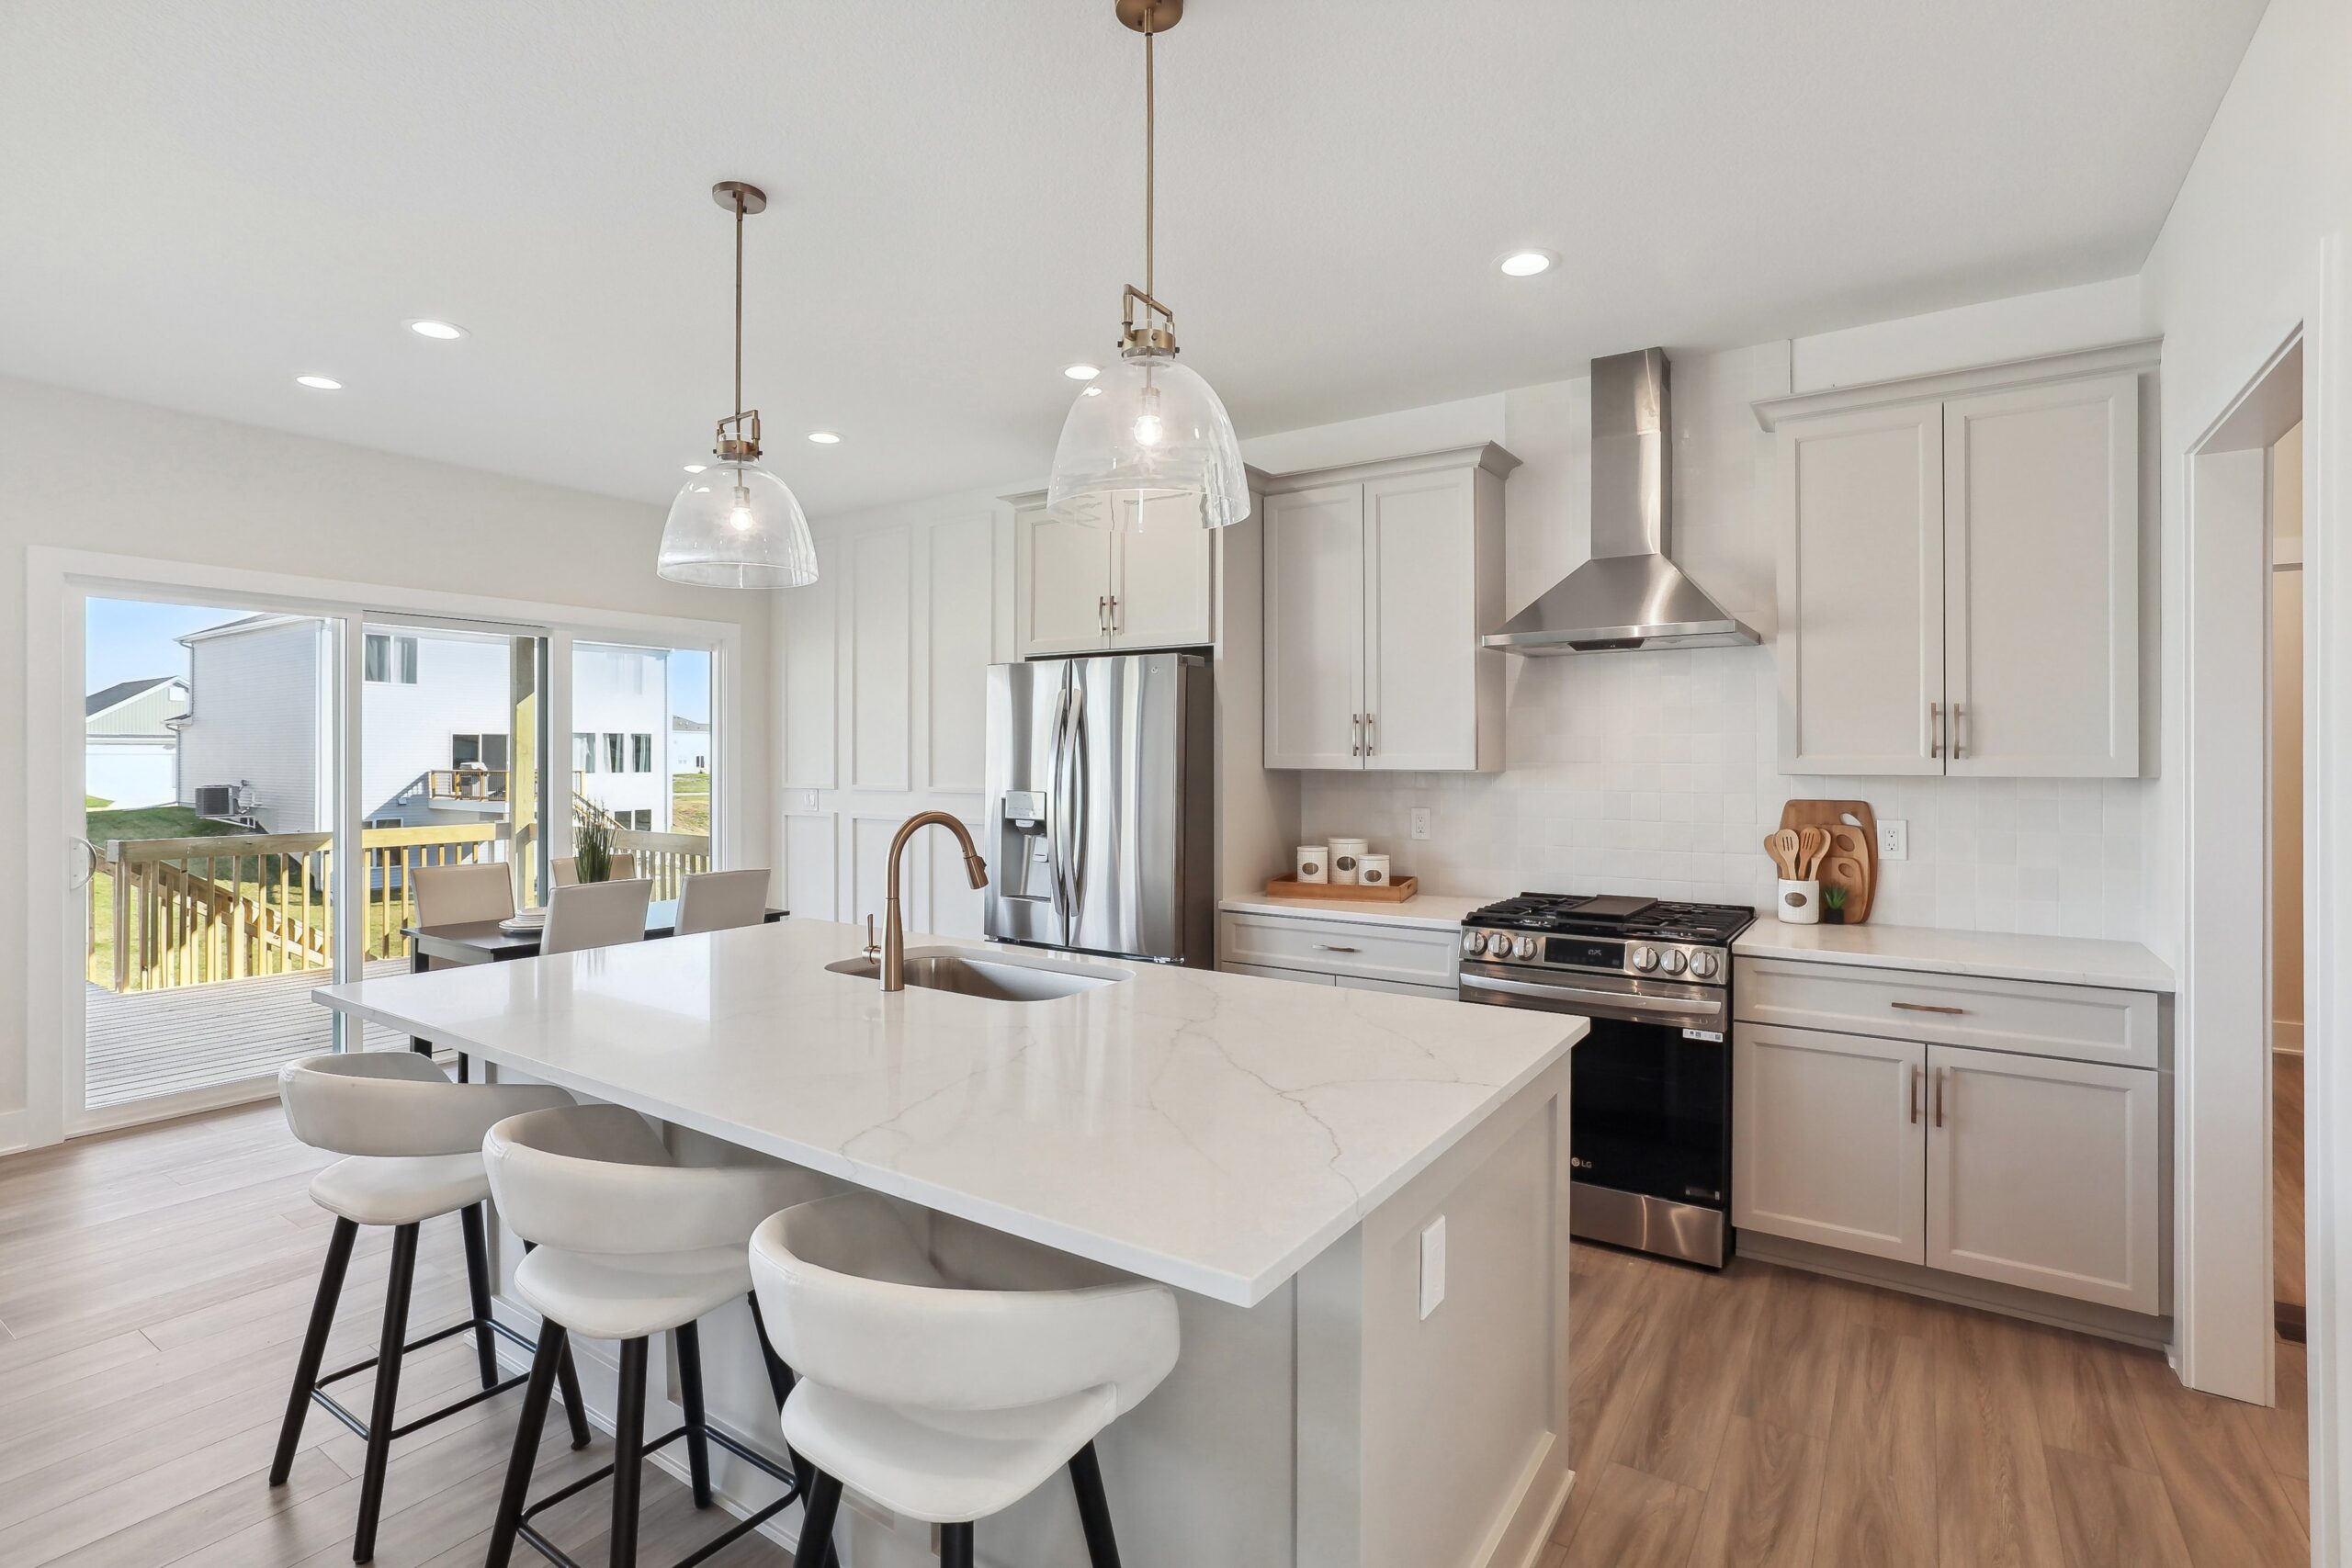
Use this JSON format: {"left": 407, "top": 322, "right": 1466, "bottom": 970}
{"left": 672, "top": 772, "right": 711, "bottom": 836}
{"left": 85, "top": 805, "right": 250, "bottom": 843}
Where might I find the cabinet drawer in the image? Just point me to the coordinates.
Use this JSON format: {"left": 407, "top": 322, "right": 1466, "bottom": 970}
{"left": 1217, "top": 912, "right": 1457, "bottom": 987}
{"left": 1219, "top": 961, "right": 1337, "bottom": 986}
{"left": 1734, "top": 957, "right": 2158, "bottom": 1069}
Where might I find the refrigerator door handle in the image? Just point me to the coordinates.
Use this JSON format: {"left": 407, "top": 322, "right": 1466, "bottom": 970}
{"left": 1045, "top": 684, "right": 1072, "bottom": 920}
{"left": 1066, "top": 682, "right": 1090, "bottom": 928}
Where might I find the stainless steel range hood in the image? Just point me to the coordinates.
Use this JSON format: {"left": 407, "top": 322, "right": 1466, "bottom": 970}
{"left": 1483, "top": 347, "right": 1758, "bottom": 654}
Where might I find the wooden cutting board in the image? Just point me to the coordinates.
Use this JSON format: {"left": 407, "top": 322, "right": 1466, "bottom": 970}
{"left": 1778, "top": 799, "right": 1877, "bottom": 923}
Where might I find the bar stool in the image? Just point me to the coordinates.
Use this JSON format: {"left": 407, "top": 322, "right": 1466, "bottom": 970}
{"left": 481, "top": 1103, "right": 835, "bottom": 1568}
{"left": 273, "top": 1052, "right": 590, "bottom": 1563}
{"left": 748, "top": 1191, "right": 1180, "bottom": 1568}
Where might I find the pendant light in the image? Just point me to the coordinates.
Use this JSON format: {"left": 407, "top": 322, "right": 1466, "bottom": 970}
{"left": 1046, "top": 0, "right": 1249, "bottom": 532}
{"left": 657, "top": 182, "right": 820, "bottom": 588}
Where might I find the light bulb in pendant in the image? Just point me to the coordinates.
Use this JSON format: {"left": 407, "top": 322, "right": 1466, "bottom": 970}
{"left": 1132, "top": 412, "right": 1165, "bottom": 446}
{"left": 727, "top": 485, "right": 756, "bottom": 532}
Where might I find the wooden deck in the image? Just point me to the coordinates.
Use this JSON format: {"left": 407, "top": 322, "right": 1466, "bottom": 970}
{"left": 85, "top": 960, "right": 413, "bottom": 1108}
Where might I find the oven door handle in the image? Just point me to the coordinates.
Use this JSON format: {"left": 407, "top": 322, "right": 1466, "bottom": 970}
{"left": 1458, "top": 971, "right": 1727, "bottom": 1027}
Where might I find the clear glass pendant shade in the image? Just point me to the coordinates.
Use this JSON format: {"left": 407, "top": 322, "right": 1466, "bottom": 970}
{"left": 1047, "top": 351, "right": 1250, "bottom": 529}
{"left": 657, "top": 459, "right": 819, "bottom": 588}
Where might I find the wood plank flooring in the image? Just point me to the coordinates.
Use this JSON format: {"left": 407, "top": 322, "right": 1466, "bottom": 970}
{"left": 1548, "top": 1241, "right": 2311, "bottom": 1568}
{"left": 0, "top": 1099, "right": 2314, "bottom": 1568}
{"left": 0, "top": 1103, "right": 797, "bottom": 1567}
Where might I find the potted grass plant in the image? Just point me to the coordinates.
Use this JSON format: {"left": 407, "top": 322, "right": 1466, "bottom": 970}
{"left": 573, "top": 818, "right": 616, "bottom": 885}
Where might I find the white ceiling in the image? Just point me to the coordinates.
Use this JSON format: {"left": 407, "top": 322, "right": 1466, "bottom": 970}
{"left": 0, "top": 1, "right": 2263, "bottom": 516}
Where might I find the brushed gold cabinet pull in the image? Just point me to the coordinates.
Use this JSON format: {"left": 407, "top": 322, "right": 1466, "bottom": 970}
{"left": 1930, "top": 700, "right": 1942, "bottom": 759}
{"left": 1908, "top": 1063, "right": 1922, "bottom": 1125}
{"left": 1363, "top": 712, "right": 1376, "bottom": 756}
{"left": 1098, "top": 595, "right": 1109, "bottom": 636}
{"left": 1891, "top": 1001, "right": 1966, "bottom": 1016}
{"left": 1933, "top": 1066, "right": 1949, "bottom": 1129}
{"left": 1109, "top": 593, "right": 1121, "bottom": 634}
{"left": 1316, "top": 943, "right": 1360, "bottom": 953}
{"left": 1951, "top": 701, "right": 1966, "bottom": 760}
{"left": 1352, "top": 713, "right": 1363, "bottom": 757}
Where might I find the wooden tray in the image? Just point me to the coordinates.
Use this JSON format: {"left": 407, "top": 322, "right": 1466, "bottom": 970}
{"left": 1262, "top": 875, "right": 1420, "bottom": 904}
{"left": 1777, "top": 799, "right": 1877, "bottom": 924}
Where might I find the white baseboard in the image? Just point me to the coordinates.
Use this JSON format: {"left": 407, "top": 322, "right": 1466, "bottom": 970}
{"left": 2274, "top": 1018, "right": 2306, "bottom": 1056}
{"left": 0, "top": 1108, "right": 31, "bottom": 1158}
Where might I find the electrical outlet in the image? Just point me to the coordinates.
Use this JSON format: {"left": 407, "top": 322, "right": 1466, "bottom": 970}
{"left": 1878, "top": 818, "right": 1909, "bottom": 861}
{"left": 1409, "top": 807, "right": 1432, "bottom": 841}
{"left": 1419, "top": 1216, "right": 1447, "bottom": 1320}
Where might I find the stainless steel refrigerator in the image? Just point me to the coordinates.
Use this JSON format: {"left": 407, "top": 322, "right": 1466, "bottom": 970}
{"left": 983, "top": 652, "right": 1213, "bottom": 965}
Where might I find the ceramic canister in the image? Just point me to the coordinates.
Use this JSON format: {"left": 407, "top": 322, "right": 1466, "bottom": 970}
{"left": 1329, "top": 837, "right": 1369, "bottom": 886}
{"left": 1777, "top": 879, "right": 1822, "bottom": 924}
{"left": 1357, "top": 853, "right": 1392, "bottom": 888}
{"left": 1295, "top": 846, "right": 1329, "bottom": 884}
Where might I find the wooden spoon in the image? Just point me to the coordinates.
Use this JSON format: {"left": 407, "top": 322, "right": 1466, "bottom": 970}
{"left": 1798, "top": 826, "right": 1830, "bottom": 880}
{"left": 1769, "top": 829, "right": 1803, "bottom": 879}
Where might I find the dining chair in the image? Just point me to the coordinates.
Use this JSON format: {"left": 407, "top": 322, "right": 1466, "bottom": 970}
{"left": 540, "top": 877, "right": 652, "bottom": 957}
{"left": 551, "top": 852, "right": 640, "bottom": 887}
{"left": 675, "top": 869, "right": 771, "bottom": 936}
{"left": 413, "top": 861, "right": 514, "bottom": 928}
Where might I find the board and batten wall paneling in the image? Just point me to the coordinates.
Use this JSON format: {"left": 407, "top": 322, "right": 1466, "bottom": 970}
{"left": 851, "top": 527, "right": 912, "bottom": 791}
{"left": 922, "top": 799, "right": 989, "bottom": 938}
{"left": 850, "top": 813, "right": 905, "bottom": 931}
{"left": 780, "top": 543, "right": 837, "bottom": 788}
{"left": 784, "top": 813, "right": 839, "bottom": 925}
{"left": 923, "top": 515, "right": 995, "bottom": 792}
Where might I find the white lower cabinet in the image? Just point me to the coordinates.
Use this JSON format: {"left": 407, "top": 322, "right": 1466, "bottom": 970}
{"left": 1216, "top": 910, "right": 1459, "bottom": 996}
{"left": 1926, "top": 1044, "right": 2160, "bottom": 1314}
{"left": 1734, "top": 1025, "right": 1928, "bottom": 1264}
{"left": 1222, "top": 961, "right": 1337, "bottom": 986}
{"left": 1735, "top": 998, "right": 2164, "bottom": 1315}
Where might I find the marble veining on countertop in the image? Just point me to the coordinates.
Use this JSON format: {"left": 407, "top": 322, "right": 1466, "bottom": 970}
{"left": 1217, "top": 892, "right": 1497, "bottom": 931}
{"left": 1734, "top": 919, "right": 2174, "bottom": 991}
{"left": 313, "top": 919, "right": 1580, "bottom": 1306}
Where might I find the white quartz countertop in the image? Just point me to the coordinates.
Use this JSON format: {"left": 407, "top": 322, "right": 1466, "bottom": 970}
{"left": 313, "top": 919, "right": 1580, "bottom": 1307}
{"left": 1734, "top": 919, "right": 2175, "bottom": 992}
{"left": 1217, "top": 892, "right": 1495, "bottom": 931}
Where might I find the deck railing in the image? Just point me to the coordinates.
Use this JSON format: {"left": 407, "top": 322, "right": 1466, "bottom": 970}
{"left": 611, "top": 829, "right": 711, "bottom": 899}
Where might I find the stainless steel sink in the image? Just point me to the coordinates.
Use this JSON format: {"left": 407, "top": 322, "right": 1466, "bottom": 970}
{"left": 825, "top": 948, "right": 1125, "bottom": 1002}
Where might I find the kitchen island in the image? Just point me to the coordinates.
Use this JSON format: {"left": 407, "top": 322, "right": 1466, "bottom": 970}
{"left": 314, "top": 917, "right": 1583, "bottom": 1568}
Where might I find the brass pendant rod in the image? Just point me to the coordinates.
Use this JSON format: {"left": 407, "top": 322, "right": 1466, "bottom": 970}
{"left": 732, "top": 189, "right": 744, "bottom": 429}
{"left": 1143, "top": 17, "right": 1155, "bottom": 301}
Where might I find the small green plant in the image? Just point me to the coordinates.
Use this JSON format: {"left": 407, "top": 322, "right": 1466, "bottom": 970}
{"left": 1821, "top": 885, "right": 1849, "bottom": 923}
{"left": 573, "top": 818, "right": 615, "bottom": 885}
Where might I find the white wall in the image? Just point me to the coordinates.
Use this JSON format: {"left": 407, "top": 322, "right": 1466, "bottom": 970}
{"left": 0, "top": 377, "right": 774, "bottom": 1134}
{"left": 178, "top": 618, "right": 330, "bottom": 830}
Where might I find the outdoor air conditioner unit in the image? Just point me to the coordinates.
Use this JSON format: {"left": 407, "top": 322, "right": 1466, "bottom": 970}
{"left": 194, "top": 784, "right": 234, "bottom": 818}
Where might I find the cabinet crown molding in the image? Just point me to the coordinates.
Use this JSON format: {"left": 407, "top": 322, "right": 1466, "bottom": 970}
{"left": 1002, "top": 465, "right": 1270, "bottom": 512}
{"left": 1752, "top": 337, "right": 2161, "bottom": 432}
{"left": 1258, "top": 442, "right": 1521, "bottom": 495}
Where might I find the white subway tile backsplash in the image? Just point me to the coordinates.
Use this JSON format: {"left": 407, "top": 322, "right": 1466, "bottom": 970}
{"left": 1299, "top": 642, "right": 2152, "bottom": 941}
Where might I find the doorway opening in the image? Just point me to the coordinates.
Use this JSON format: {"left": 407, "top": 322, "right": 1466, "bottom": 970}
{"left": 2271, "top": 419, "right": 2309, "bottom": 1359}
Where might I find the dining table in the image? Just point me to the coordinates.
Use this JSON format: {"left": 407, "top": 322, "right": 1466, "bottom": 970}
{"left": 397, "top": 899, "right": 787, "bottom": 1073}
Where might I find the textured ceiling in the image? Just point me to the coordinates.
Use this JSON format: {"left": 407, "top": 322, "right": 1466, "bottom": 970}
{"left": 0, "top": 1, "right": 2263, "bottom": 514}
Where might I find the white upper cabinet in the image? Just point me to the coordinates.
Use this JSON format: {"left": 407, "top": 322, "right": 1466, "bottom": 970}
{"left": 1758, "top": 343, "right": 2152, "bottom": 778}
{"left": 1776, "top": 403, "right": 1947, "bottom": 774}
{"left": 1942, "top": 375, "right": 2140, "bottom": 776}
{"left": 1261, "top": 445, "right": 1513, "bottom": 773}
{"left": 1011, "top": 492, "right": 1216, "bottom": 657}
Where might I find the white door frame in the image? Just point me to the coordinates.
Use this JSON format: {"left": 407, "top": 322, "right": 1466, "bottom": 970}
{"left": 22, "top": 547, "right": 748, "bottom": 1151}
{"left": 2173, "top": 234, "right": 2340, "bottom": 1564}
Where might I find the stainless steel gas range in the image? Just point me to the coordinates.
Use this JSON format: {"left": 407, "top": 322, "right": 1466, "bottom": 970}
{"left": 1456, "top": 893, "right": 1756, "bottom": 1268}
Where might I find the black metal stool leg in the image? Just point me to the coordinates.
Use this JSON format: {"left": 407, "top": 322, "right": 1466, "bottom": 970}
{"left": 749, "top": 1292, "right": 836, "bottom": 1568}
{"left": 485, "top": 1322, "right": 568, "bottom": 1568}
{"left": 1069, "top": 1441, "right": 1123, "bottom": 1568}
{"left": 524, "top": 1238, "right": 594, "bottom": 1449}
{"left": 940, "top": 1521, "right": 975, "bottom": 1568}
{"left": 797, "top": 1472, "right": 844, "bottom": 1568}
{"left": 674, "top": 1321, "right": 714, "bottom": 1508}
{"left": 352, "top": 1221, "right": 420, "bottom": 1562}
{"left": 270, "top": 1216, "right": 356, "bottom": 1486}
{"left": 608, "top": 1336, "right": 649, "bottom": 1568}
{"left": 458, "top": 1202, "right": 500, "bottom": 1390}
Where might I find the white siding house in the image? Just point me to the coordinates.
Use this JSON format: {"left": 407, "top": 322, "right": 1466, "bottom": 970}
{"left": 172, "top": 618, "right": 675, "bottom": 832}
{"left": 84, "top": 676, "right": 187, "bottom": 807}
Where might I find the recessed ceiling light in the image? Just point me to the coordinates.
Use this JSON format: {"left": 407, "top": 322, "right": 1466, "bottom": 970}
{"left": 682, "top": 463, "right": 707, "bottom": 473}
{"left": 1063, "top": 363, "right": 1101, "bottom": 381}
{"left": 406, "top": 319, "right": 467, "bottom": 340}
{"left": 295, "top": 375, "right": 343, "bottom": 390}
{"left": 1498, "top": 249, "right": 1557, "bottom": 277}
{"left": 1082, "top": 386, "right": 1103, "bottom": 397}
{"left": 807, "top": 431, "right": 842, "bottom": 445}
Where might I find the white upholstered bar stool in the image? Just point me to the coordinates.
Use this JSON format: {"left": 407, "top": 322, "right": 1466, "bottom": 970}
{"left": 273, "top": 1052, "right": 588, "bottom": 1563}
{"left": 539, "top": 877, "right": 651, "bottom": 957}
{"left": 481, "top": 1104, "right": 835, "bottom": 1568}
{"left": 749, "top": 1191, "right": 1181, "bottom": 1568}
{"left": 674, "top": 868, "right": 769, "bottom": 936}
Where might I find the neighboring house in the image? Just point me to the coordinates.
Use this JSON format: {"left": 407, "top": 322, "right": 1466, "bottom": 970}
{"left": 84, "top": 675, "right": 187, "bottom": 807}
{"left": 671, "top": 714, "right": 710, "bottom": 774}
{"left": 171, "top": 617, "right": 675, "bottom": 834}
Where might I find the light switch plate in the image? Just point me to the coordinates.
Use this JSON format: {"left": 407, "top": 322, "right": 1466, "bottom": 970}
{"left": 799, "top": 791, "right": 819, "bottom": 811}
{"left": 1878, "top": 818, "right": 1909, "bottom": 860}
{"left": 1419, "top": 1216, "right": 1447, "bottom": 1320}
{"left": 1409, "top": 807, "right": 1432, "bottom": 841}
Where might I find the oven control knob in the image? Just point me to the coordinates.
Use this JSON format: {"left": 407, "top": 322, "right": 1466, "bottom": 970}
{"left": 1658, "top": 949, "right": 1689, "bottom": 976}
{"left": 1629, "top": 945, "right": 1659, "bottom": 973}
{"left": 1513, "top": 934, "right": 1539, "bottom": 960}
{"left": 1689, "top": 950, "right": 1720, "bottom": 980}
{"left": 1461, "top": 931, "right": 1488, "bottom": 956}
